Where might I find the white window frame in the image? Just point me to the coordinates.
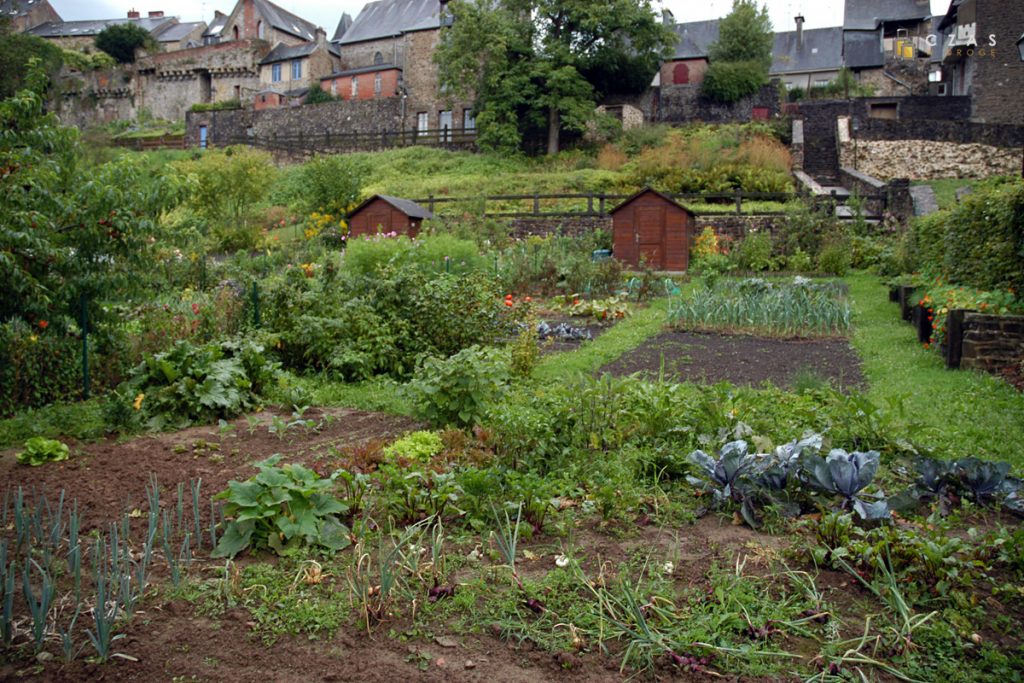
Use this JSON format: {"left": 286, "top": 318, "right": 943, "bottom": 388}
{"left": 374, "top": 73, "right": 382, "bottom": 95}
{"left": 351, "top": 76, "right": 359, "bottom": 98}
{"left": 463, "top": 109, "right": 476, "bottom": 130}
{"left": 291, "top": 60, "right": 302, "bottom": 80}
{"left": 271, "top": 63, "right": 281, "bottom": 82}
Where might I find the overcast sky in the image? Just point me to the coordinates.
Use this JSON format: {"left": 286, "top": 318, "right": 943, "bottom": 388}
{"left": 49, "top": 1, "right": 952, "bottom": 34}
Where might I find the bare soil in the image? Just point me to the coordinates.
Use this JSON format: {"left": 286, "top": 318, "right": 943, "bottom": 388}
{"left": 599, "top": 331, "right": 864, "bottom": 390}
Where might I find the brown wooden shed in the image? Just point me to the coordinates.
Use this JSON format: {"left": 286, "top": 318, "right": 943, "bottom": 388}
{"left": 610, "top": 188, "right": 695, "bottom": 271}
{"left": 347, "top": 195, "right": 434, "bottom": 239}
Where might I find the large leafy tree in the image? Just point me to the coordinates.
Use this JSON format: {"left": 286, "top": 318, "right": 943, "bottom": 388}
{"left": 436, "top": 0, "right": 674, "bottom": 155}
{"left": 0, "top": 59, "right": 186, "bottom": 328}
{"left": 702, "top": 0, "right": 773, "bottom": 103}
{"left": 95, "top": 22, "right": 156, "bottom": 64}
{"left": 0, "top": 18, "right": 64, "bottom": 99}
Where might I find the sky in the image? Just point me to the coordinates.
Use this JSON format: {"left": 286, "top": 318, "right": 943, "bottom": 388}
{"left": 49, "top": 1, "right": 952, "bottom": 34}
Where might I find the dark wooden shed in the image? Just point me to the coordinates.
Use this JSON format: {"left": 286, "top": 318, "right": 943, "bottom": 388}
{"left": 347, "top": 195, "right": 433, "bottom": 239}
{"left": 610, "top": 188, "right": 695, "bottom": 271}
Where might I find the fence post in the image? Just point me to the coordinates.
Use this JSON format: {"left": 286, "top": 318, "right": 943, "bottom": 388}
{"left": 533, "top": 193, "right": 540, "bottom": 215}
{"left": 251, "top": 281, "right": 260, "bottom": 329}
{"left": 80, "top": 293, "right": 90, "bottom": 400}
{"left": 587, "top": 192, "right": 594, "bottom": 215}
{"left": 734, "top": 189, "right": 742, "bottom": 215}
{"left": 599, "top": 193, "right": 606, "bottom": 215}
{"left": 946, "top": 309, "right": 967, "bottom": 369}
{"left": 428, "top": 195, "right": 435, "bottom": 215}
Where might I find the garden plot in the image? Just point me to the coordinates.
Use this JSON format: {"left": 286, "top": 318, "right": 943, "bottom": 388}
{"left": 599, "top": 331, "right": 864, "bottom": 389}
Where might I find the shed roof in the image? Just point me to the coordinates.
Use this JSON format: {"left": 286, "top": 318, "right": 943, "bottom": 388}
{"left": 770, "top": 27, "right": 844, "bottom": 74}
{"left": 338, "top": 0, "right": 450, "bottom": 45}
{"left": 259, "top": 41, "right": 318, "bottom": 64}
{"left": 843, "top": 0, "right": 931, "bottom": 30}
{"left": 610, "top": 188, "right": 696, "bottom": 217}
{"left": 350, "top": 194, "right": 433, "bottom": 219}
{"left": 669, "top": 19, "right": 720, "bottom": 60}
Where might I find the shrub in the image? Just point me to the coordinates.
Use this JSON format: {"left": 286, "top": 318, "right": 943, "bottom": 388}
{"left": 344, "top": 234, "right": 483, "bottom": 277}
{"left": 406, "top": 345, "right": 510, "bottom": 427}
{"left": 701, "top": 60, "right": 766, "bottom": 103}
{"left": 0, "top": 321, "right": 83, "bottom": 416}
{"left": 189, "top": 99, "right": 242, "bottom": 112}
{"left": 818, "top": 242, "right": 852, "bottom": 277}
{"left": 786, "top": 248, "right": 813, "bottom": 273}
{"left": 732, "top": 231, "right": 774, "bottom": 272}
{"left": 298, "top": 154, "right": 367, "bottom": 217}
{"left": 498, "top": 234, "right": 621, "bottom": 296}
{"left": 95, "top": 23, "right": 155, "bottom": 64}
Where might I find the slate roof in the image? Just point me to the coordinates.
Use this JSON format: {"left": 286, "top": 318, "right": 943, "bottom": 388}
{"left": 259, "top": 41, "right": 319, "bottom": 64}
{"left": 771, "top": 27, "right": 844, "bottom": 74}
{"left": 669, "top": 19, "right": 720, "bottom": 60}
{"left": 154, "top": 21, "right": 206, "bottom": 43}
{"left": 338, "top": 0, "right": 447, "bottom": 45}
{"left": 204, "top": 11, "right": 227, "bottom": 37}
{"left": 252, "top": 0, "right": 318, "bottom": 41}
{"left": 27, "top": 15, "right": 175, "bottom": 37}
{"left": 1, "top": 0, "right": 52, "bottom": 20}
{"left": 350, "top": 194, "right": 433, "bottom": 219}
{"left": 843, "top": 29, "right": 885, "bottom": 69}
{"left": 322, "top": 63, "right": 401, "bottom": 78}
{"left": 332, "top": 12, "right": 353, "bottom": 42}
{"left": 843, "top": 0, "right": 931, "bottom": 30}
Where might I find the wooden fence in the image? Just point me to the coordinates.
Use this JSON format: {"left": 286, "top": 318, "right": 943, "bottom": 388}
{"left": 410, "top": 190, "right": 885, "bottom": 218}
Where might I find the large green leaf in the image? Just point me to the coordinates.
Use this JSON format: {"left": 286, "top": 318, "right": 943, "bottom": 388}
{"left": 211, "top": 520, "right": 254, "bottom": 558}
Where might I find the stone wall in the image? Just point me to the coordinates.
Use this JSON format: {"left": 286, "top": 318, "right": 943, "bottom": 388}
{"left": 55, "top": 67, "right": 136, "bottom": 129}
{"left": 657, "top": 83, "right": 779, "bottom": 124}
{"left": 969, "top": 0, "right": 1024, "bottom": 125}
{"left": 186, "top": 97, "right": 404, "bottom": 146}
{"left": 695, "top": 215, "right": 789, "bottom": 243}
{"left": 838, "top": 139, "right": 1020, "bottom": 180}
{"left": 960, "top": 313, "right": 1024, "bottom": 376}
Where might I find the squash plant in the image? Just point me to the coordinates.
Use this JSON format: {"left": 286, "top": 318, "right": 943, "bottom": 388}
{"left": 212, "top": 455, "right": 351, "bottom": 558}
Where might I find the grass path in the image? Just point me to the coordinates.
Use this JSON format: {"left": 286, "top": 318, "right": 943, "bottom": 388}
{"left": 846, "top": 272, "right": 1024, "bottom": 465}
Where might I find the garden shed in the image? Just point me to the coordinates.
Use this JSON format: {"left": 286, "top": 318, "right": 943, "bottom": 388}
{"left": 347, "top": 195, "right": 434, "bottom": 239}
{"left": 610, "top": 188, "right": 695, "bottom": 271}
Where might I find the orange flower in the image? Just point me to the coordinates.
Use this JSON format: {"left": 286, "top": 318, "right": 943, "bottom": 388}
{"left": 524, "top": 296, "right": 532, "bottom": 303}
{"left": 38, "top": 320, "right": 48, "bottom": 330}
{"left": 504, "top": 300, "right": 514, "bottom": 307}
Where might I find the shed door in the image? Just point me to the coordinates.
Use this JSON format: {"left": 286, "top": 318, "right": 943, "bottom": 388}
{"left": 635, "top": 206, "right": 665, "bottom": 269}
{"left": 366, "top": 211, "right": 390, "bottom": 233}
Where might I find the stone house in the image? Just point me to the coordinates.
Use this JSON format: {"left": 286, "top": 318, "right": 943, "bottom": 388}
{"left": 152, "top": 21, "right": 208, "bottom": 51}
{"left": 842, "top": 0, "right": 934, "bottom": 95}
{"left": 935, "top": 0, "right": 1024, "bottom": 125}
{"left": 332, "top": 0, "right": 474, "bottom": 134}
{"left": 220, "top": 0, "right": 318, "bottom": 47}
{"left": 257, "top": 36, "right": 336, "bottom": 107}
{"left": 1, "top": 0, "right": 60, "bottom": 32}
{"left": 771, "top": 18, "right": 844, "bottom": 92}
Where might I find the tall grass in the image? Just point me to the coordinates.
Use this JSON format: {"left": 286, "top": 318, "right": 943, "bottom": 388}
{"left": 668, "top": 278, "right": 851, "bottom": 338}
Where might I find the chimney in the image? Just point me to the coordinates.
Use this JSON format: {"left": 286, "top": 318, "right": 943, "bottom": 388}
{"left": 795, "top": 15, "right": 805, "bottom": 49}
{"left": 662, "top": 9, "right": 675, "bottom": 26}
{"left": 128, "top": 9, "right": 140, "bottom": 18}
{"left": 315, "top": 26, "right": 327, "bottom": 48}
{"left": 149, "top": 11, "right": 164, "bottom": 18}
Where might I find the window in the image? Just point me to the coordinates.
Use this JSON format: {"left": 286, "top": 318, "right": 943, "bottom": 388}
{"left": 330, "top": 79, "right": 337, "bottom": 96}
{"left": 416, "top": 112, "right": 428, "bottom": 133}
{"left": 257, "top": 21, "right": 264, "bottom": 39}
{"left": 271, "top": 63, "right": 281, "bottom": 82}
{"left": 463, "top": 109, "right": 475, "bottom": 130}
{"left": 374, "top": 73, "right": 382, "bottom": 95}
{"left": 813, "top": 79, "right": 830, "bottom": 88}
{"left": 373, "top": 51, "right": 384, "bottom": 65}
{"left": 351, "top": 77, "right": 359, "bottom": 97}
{"left": 234, "top": 85, "right": 240, "bottom": 100}
{"left": 291, "top": 60, "right": 301, "bottom": 80}
{"left": 438, "top": 110, "right": 452, "bottom": 142}
{"left": 232, "top": 25, "right": 239, "bottom": 40}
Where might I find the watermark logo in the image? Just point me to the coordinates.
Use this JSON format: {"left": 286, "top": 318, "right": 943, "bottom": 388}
{"left": 891, "top": 24, "right": 999, "bottom": 61}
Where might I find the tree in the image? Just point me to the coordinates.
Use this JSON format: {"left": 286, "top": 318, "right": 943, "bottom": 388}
{"left": 0, "top": 59, "right": 186, "bottom": 327}
{"left": 0, "top": 19, "right": 64, "bottom": 99}
{"left": 95, "top": 23, "right": 156, "bottom": 64}
{"left": 702, "top": 0, "right": 773, "bottom": 103}
{"left": 436, "top": 0, "right": 674, "bottom": 155}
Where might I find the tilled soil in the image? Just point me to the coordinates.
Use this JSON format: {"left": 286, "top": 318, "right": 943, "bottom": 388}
{"left": 599, "top": 331, "right": 864, "bottom": 390}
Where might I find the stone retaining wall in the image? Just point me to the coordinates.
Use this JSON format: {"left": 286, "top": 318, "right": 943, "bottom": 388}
{"left": 961, "top": 314, "right": 1024, "bottom": 375}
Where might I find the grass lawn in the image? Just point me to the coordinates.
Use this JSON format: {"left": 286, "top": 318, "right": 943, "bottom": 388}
{"left": 912, "top": 177, "right": 1002, "bottom": 210}
{"left": 846, "top": 272, "right": 1024, "bottom": 465}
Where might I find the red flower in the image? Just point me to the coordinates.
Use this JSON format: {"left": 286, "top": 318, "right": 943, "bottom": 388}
{"left": 524, "top": 296, "right": 532, "bottom": 303}
{"left": 191, "top": 303, "right": 200, "bottom": 315}
{"left": 505, "top": 294, "right": 513, "bottom": 300}
{"left": 38, "top": 320, "right": 48, "bottom": 330}
{"left": 504, "top": 300, "right": 514, "bottom": 307}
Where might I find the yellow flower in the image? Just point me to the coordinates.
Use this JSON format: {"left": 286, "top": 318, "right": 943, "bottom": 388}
{"left": 29, "top": 335, "right": 38, "bottom": 343}
{"left": 133, "top": 393, "right": 145, "bottom": 411}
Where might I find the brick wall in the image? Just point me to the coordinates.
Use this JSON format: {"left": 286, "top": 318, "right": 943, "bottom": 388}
{"left": 960, "top": 313, "right": 1024, "bottom": 376}
{"left": 323, "top": 69, "right": 402, "bottom": 101}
